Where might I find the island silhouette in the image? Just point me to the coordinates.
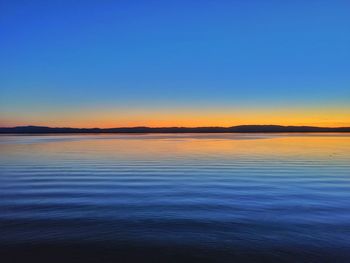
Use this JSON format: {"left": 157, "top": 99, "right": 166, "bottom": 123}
{"left": 1, "top": 125, "right": 350, "bottom": 134}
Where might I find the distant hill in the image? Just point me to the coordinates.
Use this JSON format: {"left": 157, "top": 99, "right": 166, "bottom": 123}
{"left": 1, "top": 125, "right": 350, "bottom": 134}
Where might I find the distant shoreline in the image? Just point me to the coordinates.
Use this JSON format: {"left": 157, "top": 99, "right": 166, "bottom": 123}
{"left": 1, "top": 125, "right": 350, "bottom": 134}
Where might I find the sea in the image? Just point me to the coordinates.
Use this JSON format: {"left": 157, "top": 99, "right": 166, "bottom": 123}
{"left": 0, "top": 133, "right": 349, "bottom": 262}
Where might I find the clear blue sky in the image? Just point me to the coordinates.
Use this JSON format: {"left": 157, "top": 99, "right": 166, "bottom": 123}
{"left": 1, "top": 0, "right": 349, "bottom": 127}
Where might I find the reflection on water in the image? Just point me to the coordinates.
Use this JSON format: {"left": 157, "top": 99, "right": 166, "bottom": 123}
{"left": 1, "top": 133, "right": 350, "bottom": 262}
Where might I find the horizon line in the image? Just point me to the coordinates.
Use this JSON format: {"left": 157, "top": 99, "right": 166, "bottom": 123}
{"left": 1, "top": 124, "right": 350, "bottom": 134}
{"left": 1, "top": 124, "right": 350, "bottom": 129}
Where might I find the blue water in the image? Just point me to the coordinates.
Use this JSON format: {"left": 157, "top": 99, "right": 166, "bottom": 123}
{"left": 0, "top": 133, "right": 350, "bottom": 262}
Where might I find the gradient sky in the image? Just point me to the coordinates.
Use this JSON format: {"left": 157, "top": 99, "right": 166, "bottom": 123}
{"left": 1, "top": 0, "right": 349, "bottom": 127}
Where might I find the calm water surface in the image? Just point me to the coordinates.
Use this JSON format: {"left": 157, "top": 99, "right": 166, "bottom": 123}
{"left": 0, "top": 133, "right": 350, "bottom": 262}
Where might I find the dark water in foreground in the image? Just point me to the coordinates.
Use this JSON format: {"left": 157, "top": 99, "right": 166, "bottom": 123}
{"left": 0, "top": 133, "right": 350, "bottom": 262}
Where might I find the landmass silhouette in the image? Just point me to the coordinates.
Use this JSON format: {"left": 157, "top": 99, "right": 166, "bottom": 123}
{"left": 1, "top": 125, "right": 350, "bottom": 133}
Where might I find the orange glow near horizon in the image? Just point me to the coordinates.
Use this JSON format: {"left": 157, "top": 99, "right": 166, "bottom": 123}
{"left": 1, "top": 106, "right": 350, "bottom": 128}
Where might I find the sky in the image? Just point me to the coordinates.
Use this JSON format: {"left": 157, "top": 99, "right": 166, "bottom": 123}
{"left": 1, "top": 0, "right": 349, "bottom": 128}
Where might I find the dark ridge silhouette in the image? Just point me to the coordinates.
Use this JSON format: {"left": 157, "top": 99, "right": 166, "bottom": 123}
{"left": 0, "top": 125, "right": 350, "bottom": 134}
